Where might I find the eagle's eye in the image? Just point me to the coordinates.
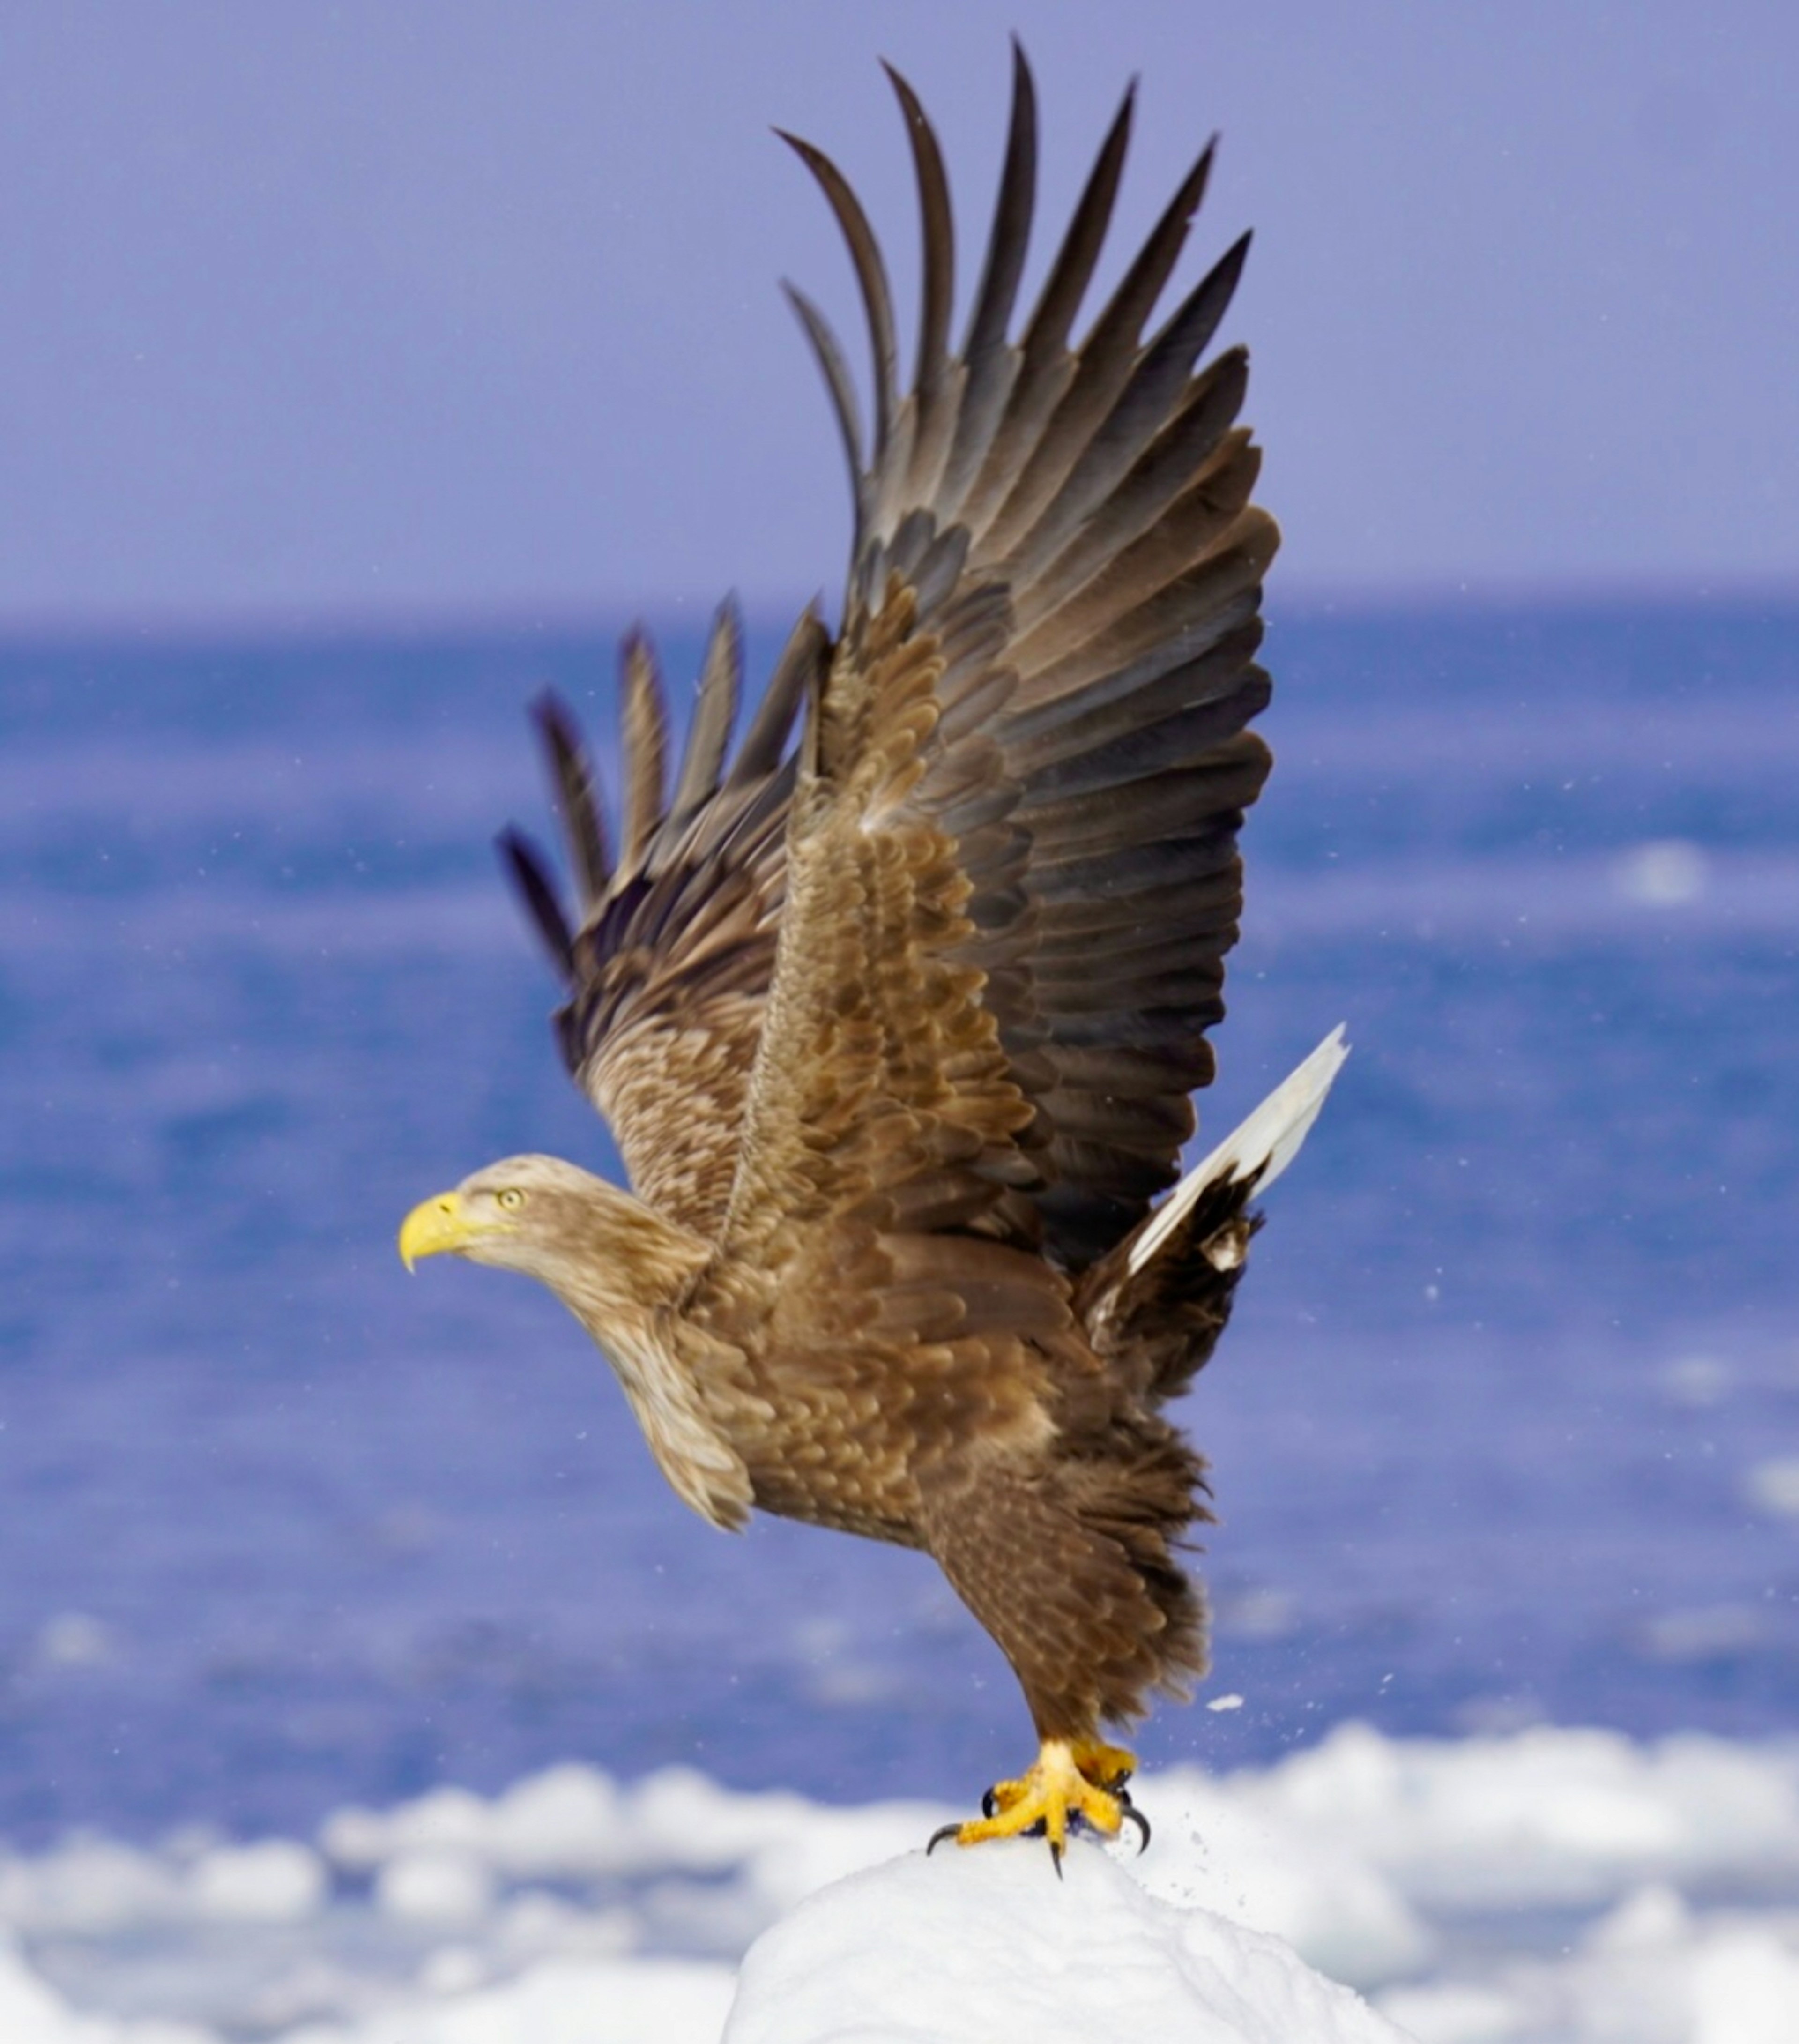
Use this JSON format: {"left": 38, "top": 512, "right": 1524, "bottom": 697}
{"left": 497, "top": 1187, "right": 526, "bottom": 1213}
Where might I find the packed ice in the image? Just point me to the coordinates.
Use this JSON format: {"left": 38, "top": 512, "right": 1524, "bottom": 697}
{"left": 2, "top": 1721, "right": 1797, "bottom": 2041}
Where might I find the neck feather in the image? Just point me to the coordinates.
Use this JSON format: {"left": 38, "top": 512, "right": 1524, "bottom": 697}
{"left": 530, "top": 1180, "right": 748, "bottom": 1529}
{"left": 535, "top": 1180, "right": 712, "bottom": 1324}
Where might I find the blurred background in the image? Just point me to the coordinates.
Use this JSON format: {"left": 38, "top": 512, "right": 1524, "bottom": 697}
{"left": 2, "top": 0, "right": 1796, "bottom": 1858}
{"left": 0, "top": 0, "right": 1794, "bottom": 622}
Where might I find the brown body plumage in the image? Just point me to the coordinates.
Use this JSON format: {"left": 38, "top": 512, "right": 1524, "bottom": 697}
{"left": 401, "top": 50, "right": 1345, "bottom": 1837}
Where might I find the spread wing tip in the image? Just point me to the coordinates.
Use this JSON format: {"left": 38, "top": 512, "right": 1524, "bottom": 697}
{"left": 529, "top": 690, "right": 611, "bottom": 906}
{"left": 497, "top": 825, "right": 576, "bottom": 982}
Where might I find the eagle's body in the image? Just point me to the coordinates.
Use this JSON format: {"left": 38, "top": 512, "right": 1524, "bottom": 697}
{"left": 401, "top": 50, "right": 1345, "bottom": 1857}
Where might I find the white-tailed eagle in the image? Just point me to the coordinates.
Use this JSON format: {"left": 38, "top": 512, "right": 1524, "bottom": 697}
{"left": 401, "top": 48, "right": 1345, "bottom": 1863}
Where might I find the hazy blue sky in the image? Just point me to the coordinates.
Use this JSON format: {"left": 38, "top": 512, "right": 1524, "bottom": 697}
{"left": 0, "top": 0, "right": 1792, "bottom": 627}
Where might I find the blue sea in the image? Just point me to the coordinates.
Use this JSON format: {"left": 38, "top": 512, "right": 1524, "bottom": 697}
{"left": 2, "top": 600, "right": 1796, "bottom": 1852}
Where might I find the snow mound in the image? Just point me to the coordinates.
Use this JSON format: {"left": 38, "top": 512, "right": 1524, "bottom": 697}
{"left": 722, "top": 1841, "right": 1409, "bottom": 2044}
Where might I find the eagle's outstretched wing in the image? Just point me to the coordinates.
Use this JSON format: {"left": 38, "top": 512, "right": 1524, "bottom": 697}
{"left": 500, "top": 602, "right": 827, "bottom": 1239}
{"left": 723, "top": 48, "right": 1277, "bottom": 1274}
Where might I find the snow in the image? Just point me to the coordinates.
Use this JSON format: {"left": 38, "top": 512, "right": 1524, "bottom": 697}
{"left": 280, "top": 1958, "right": 738, "bottom": 2044}
{"left": 723, "top": 1843, "right": 1405, "bottom": 2044}
{"left": 1234, "top": 1721, "right": 1799, "bottom": 1908}
{"left": 1743, "top": 1457, "right": 1799, "bottom": 1518}
{"left": 374, "top": 1849, "right": 498, "bottom": 1925}
{"left": 186, "top": 1841, "right": 327, "bottom": 1924}
{"left": 3, "top": 1722, "right": 1799, "bottom": 2042}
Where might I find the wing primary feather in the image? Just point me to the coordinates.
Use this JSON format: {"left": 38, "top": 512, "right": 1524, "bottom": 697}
{"left": 1010, "top": 436, "right": 1262, "bottom": 671}
{"left": 618, "top": 629, "right": 669, "bottom": 874}
{"left": 1007, "top": 346, "right": 1251, "bottom": 625}
{"left": 495, "top": 826, "right": 575, "bottom": 982}
{"left": 1078, "top": 250, "right": 1249, "bottom": 499}
{"left": 1009, "top": 629, "right": 1266, "bottom": 777}
{"left": 958, "top": 80, "right": 1134, "bottom": 536}
{"left": 777, "top": 129, "right": 899, "bottom": 462}
{"left": 939, "top": 40, "right": 1038, "bottom": 518}
{"left": 731, "top": 602, "right": 828, "bottom": 787}
{"left": 529, "top": 690, "right": 610, "bottom": 904}
{"left": 962, "top": 39, "right": 1038, "bottom": 368}
{"left": 981, "top": 136, "right": 1217, "bottom": 565}
{"left": 1145, "top": 226, "right": 1249, "bottom": 373}
{"left": 1009, "top": 520, "right": 1275, "bottom": 714}
{"left": 1016, "top": 79, "right": 1135, "bottom": 370}
{"left": 669, "top": 599, "right": 743, "bottom": 832}
{"left": 782, "top": 282, "right": 871, "bottom": 548}
{"left": 1084, "top": 228, "right": 1251, "bottom": 483}
{"left": 1080, "top": 134, "right": 1216, "bottom": 362}
{"left": 882, "top": 63, "right": 953, "bottom": 430}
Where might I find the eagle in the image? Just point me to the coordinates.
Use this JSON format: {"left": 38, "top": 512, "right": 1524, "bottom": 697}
{"left": 399, "top": 48, "right": 1345, "bottom": 1865}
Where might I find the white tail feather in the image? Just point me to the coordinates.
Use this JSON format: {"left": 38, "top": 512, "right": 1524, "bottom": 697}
{"left": 1125, "top": 1026, "right": 1350, "bottom": 1278}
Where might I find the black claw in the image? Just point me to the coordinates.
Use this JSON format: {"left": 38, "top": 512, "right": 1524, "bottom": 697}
{"left": 926, "top": 1822, "right": 961, "bottom": 1855}
{"left": 1049, "top": 1836, "right": 1064, "bottom": 1879}
{"left": 1121, "top": 1802, "right": 1152, "bottom": 1854}
{"left": 981, "top": 1786, "right": 1000, "bottom": 1819}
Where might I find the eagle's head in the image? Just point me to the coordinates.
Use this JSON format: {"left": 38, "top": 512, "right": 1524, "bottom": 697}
{"left": 399, "top": 1155, "right": 708, "bottom": 1312}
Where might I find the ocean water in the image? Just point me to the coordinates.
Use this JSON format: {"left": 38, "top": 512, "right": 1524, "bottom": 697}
{"left": 2, "top": 599, "right": 1796, "bottom": 1856}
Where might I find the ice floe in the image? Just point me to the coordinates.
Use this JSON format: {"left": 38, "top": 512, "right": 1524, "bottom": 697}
{"left": 723, "top": 1843, "right": 1405, "bottom": 2044}
{"left": 2, "top": 1721, "right": 1797, "bottom": 2041}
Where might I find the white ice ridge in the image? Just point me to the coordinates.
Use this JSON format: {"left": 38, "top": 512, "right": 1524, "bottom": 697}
{"left": 4, "top": 1723, "right": 1799, "bottom": 2041}
{"left": 723, "top": 1842, "right": 1405, "bottom": 2044}
{"left": 1128, "top": 1025, "right": 1351, "bottom": 1277}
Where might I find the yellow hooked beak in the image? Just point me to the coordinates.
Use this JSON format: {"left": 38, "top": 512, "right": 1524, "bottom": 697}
{"left": 398, "top": 1190, "right": 478, "bottom": 1271}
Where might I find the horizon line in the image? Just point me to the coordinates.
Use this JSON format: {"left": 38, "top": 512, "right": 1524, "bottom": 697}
{"left": 0, "top": 574, "right": 1793, "bottom": 649}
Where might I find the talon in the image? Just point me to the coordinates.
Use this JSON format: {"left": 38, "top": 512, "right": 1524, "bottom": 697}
{"left": 925, "top": 1739, "right": 1139, "bottom": 1866}
{"left": 926, "top": 1822, "right": 961, "bottom": 1855}
{"left": 1121, "top": 1802, "right": 1152, "bottom": 1854}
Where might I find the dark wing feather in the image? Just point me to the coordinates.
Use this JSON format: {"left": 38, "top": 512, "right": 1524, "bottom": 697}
{"left": 504, "top": 602, "right": 828, "bottom": 1238}
{"left": 497, "top": 826, "right": 574, "bottom": 978}
{"left": 743, "top": 52, "right": 1277, "bottom": 1271}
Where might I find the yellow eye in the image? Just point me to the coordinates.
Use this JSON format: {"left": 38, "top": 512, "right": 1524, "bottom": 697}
{"left": 497, "top": 1188, "right": 525, "bottom": 1213}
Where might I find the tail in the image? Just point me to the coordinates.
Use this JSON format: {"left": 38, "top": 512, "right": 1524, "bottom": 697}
{"left": 1075, "top": 1027, "right": 1349, "bottom": 1402}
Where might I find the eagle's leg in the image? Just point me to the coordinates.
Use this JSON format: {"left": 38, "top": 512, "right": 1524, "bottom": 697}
{"left": 919, "top": 1467, "right": 1201, "bottom": 1868}
{"left": 926, "top": 1738, "right": 1142, "bottom": 1869}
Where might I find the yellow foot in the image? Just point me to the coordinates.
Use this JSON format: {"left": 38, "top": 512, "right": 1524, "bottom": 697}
{"left": 926, "top": 1738, "right": 1151, "bottom": 1872}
